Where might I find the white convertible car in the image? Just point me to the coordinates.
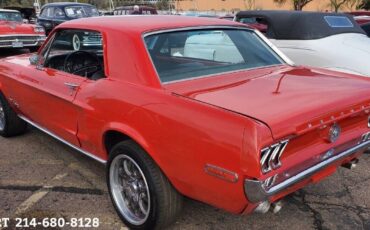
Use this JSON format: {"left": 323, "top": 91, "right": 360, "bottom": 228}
{"left": 235, "top": 11, "right": 370, "bottom": 77}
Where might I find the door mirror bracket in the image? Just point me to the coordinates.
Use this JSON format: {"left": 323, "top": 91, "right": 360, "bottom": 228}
{"left": 29, "top": 54, "right": 45, "bottom": 70}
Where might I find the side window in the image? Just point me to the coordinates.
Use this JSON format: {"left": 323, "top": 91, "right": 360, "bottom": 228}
{"left": 43, "top": 30, "right": 105, "bottom": 80}
{"left": 238, "top": 17, "right": 270, "bottom": 37}
{"left": 46, "top": 7, "right": 55, "bottom": 18}
{"left": 40, "top": 7, "right": 48, "bottom": 17}
{"left": 54, "top": 8, "right": 65, "bottom": 18}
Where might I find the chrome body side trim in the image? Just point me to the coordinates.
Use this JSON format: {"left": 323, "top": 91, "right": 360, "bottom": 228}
{"left": 18, "top": 115, "right": 107, "bottom": 164}
{"left": 244, "top": 139, "right": 370, "bottom": 203}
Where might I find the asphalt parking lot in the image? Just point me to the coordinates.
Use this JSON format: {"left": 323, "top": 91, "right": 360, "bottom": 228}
{"left": 0, "top": 49, "right": 370, "bottom": 230}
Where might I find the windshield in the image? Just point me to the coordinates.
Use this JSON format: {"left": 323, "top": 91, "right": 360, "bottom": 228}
{"left": 64, "top": 6, "right": 99, "bottom": 18}
{"left": 145, "top": 29, "right": 284, "bottom": 83}
{"left": 0, "top": 11, "right": 23, "bottom": 22}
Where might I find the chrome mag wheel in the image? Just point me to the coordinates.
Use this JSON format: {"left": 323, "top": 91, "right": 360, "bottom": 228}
{"left": 109, "top": 154, "right": 151, "bottom": 225}
{"left": 0, "top": 100, "right": 5, "bottom": 131}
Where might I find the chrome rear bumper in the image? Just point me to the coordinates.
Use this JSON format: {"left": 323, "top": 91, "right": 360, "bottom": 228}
{"left": 244, "top": 139, "right": 370, "bottom": 203}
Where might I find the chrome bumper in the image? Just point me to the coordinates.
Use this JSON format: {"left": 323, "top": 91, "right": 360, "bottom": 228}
{"left": 0, "top": 35, "right": 46, "bottom": 48}
{"left": 244, "top": 140, "right": 370, "bottom": 203}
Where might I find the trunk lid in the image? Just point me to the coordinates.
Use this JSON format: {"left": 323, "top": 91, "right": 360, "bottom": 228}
{"left": 165, "top": 66, "right": 370, "bottom": 139}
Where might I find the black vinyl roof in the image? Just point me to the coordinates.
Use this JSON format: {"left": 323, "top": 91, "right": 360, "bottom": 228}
{"left": 236, "top": 10, "right": 366, "bottom": 40}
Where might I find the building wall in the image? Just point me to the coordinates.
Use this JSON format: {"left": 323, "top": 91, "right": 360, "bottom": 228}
{"left": 174, "top": 0, "right": 356, "bottom": 12}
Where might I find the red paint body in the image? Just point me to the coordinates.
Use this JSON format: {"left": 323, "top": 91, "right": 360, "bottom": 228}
{"left": 0, "top": 19, "right": 44, "bottom": 36}
{"left": 349, "top": 11, "right": 370, "bottom": 17}
{"left": 0, "top": 16, "right": 370, "bottom": 214}
{"left": 355, "top": 17, "right": 370, "bottom": 25}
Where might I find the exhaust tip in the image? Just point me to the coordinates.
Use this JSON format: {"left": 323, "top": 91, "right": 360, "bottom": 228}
{"left": 254, "top": 201, "right": 271, "bottom": 214}
{"left": 342, "top": 158, "right": 359, "bottom": 170}
{"left": 365, "top": 148, "right": 370, "bottom": 154}
{"left": 271, "top": 200, "right": 283, "bottom": 214}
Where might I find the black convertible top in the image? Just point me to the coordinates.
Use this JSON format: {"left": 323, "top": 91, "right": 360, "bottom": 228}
{"left": 236, "top": 10, "right": 366, "bottom": 40}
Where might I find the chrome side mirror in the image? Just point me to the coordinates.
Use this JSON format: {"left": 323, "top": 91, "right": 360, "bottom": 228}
{"left": 30, "top": 54, "right": 45, "bottom": 70}
{"left": 29, "top": 54, "right": 39, "bottom": 65}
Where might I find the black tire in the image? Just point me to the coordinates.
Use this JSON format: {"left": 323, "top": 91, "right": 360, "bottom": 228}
{"left": 107, "top": 140, "right": 183, "bottom": 230}
{"left": 28, "top": 46, "right": 40, "bottom": 53}
{"left": 0, "top": 92, "right": 27, "bottom": 137}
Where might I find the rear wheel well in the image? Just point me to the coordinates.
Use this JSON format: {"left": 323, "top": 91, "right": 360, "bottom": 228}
{"left": 104, "top": 131, "right": 131, "bottom": 154}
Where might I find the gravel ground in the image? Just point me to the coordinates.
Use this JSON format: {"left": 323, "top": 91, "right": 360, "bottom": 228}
{"left": 0, "top": 49, "right": 369, "bottom": 230}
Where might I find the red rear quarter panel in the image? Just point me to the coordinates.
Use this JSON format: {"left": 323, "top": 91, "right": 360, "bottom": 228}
{"left": 62, "top": 23, "right": 273, "bottom": 213}
{"left": 75, "top": 78, "right": 272, "bottom": 213}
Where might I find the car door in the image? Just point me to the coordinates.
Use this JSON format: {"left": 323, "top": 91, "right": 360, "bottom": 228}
{"left": 14, "top": 29, "right": 101, "bottom": 147}
{"left": 37, "top": 7, "right": 53, "bottom": 34}
{"left": 51, "top": 7, "right": 67, "bottom": 30}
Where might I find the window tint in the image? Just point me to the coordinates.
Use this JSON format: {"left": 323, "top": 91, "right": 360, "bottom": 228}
{"left": 145, "top": 29, "right": 283, "bottom": 83}
{"left": 40, "top": 7, "right": 48, "bottom": 17}
{"left": 54, "top": 8, "right": 65, "bottom": 18}
{"left": 45, "top": 7, "right": 55, "bottom": 18}
{"left": 0, "top": 11, "right": 22, "bottom": 22}
{"left": 65, "top": 6, "right": 99, "bottom": 18}
{"left": 239, "top": 17, "right": 258, "bottom": 24}
{"left": 43, "top": 30, "right": 105, "bottom": 80}
{"left": 324, "top": 16, "right": 354, "bottom": 28}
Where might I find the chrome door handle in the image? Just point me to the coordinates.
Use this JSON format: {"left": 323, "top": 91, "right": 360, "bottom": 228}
{"left": 64, "top": 82, "right": 80, "bottom": 95}
{"left": 64, "top": 82, "right": 80, "bottom": 90}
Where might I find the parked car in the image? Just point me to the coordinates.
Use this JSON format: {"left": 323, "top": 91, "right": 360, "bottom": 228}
{"left": 4, "top": 7, "right": 37, "bottom": 24}
{"left": 218, "top": 14, "right": 235, "bottom": 21}
{"left": 37, "top": 2, "right": 99, "bottom": 35}
{"left": 236, "top": 11, "right": 370, "bottom": 76}
{"left": 197, "top": 14, "right": 218, "bottom": 18}
{"left": 348, "top": 11, "right": 370, "bottom": 17}
{"left": 354, "top": 15, "right": 370, "bottom": 25}
{"left": 1, "top": 16, "right": 370, "bottom": 229}
{"left": 362, "top": 22, "right": 370, "bottom": 36}
{"left": 237, "top": 16, "right": 268, "bottom": 33}
{"left": 0, "top": 9, "right": 46, "bottom": 52}
{"left": 113, "top": 5, "right": 157, "bottom": 15}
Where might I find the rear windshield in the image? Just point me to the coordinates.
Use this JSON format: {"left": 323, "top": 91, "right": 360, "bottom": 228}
{"left": 144, "top": 29, "right": 284, "bottom": 83}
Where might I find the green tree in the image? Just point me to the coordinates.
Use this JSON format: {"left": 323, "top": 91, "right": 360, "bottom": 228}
{"left": 244, "top": 0, "right": 255, "bottom": 10}
{"left": 359, "top": 0, "right": 370, "bottom": 9}
{"left": 273, "top": 0, "right": 314, "bottom": 10}
{"left": 345, "top": 0, "right": 363, "bottom": 10}
{"left": 330, "top": 0, "right": 350, "bottom": 12}
{"left": 156, "top": 0, "right": 174, "bottom": 11}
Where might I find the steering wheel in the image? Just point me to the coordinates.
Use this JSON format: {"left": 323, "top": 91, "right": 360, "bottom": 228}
{"left": 63, "top": 51, "right": 101, "bottom": 77}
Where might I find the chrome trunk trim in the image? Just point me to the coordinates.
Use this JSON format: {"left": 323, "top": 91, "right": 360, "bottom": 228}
{"left": 245, "top": 139, "right": 370, "bottom": 203}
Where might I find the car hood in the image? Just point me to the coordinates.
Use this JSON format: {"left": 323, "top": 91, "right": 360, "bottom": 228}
{"left": 0, "top": 21, "right": 36, "bottom": 34}
{"left": 165, "top": 66, "right": 370, "bottom": 139}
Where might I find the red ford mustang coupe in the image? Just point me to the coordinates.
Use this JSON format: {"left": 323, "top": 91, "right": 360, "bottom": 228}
{"left": 0, "top": 9, "right": 46, "bottom": 52}
{"left": 1, "top": 16, "right": 370, "bottom": 229}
